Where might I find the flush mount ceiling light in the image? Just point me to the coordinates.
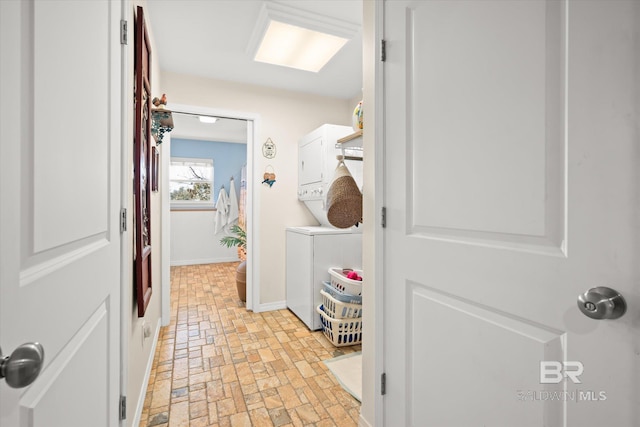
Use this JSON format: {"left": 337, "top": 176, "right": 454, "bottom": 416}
{"left": 247, "top": 2, "right": 358, "bottom": 73}
{"left": 198, "top": 116, "right": 218, "bottom": 124}
{"left": 255, "top": 21, "right": 348, "bottom": 72}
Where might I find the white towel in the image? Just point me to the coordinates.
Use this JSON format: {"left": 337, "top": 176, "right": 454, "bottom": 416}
{"left": 227, "top": 178, "right": 239, "bottom": 225}
{"left": 214, "top": 187, "right": 229, "bottom": 234}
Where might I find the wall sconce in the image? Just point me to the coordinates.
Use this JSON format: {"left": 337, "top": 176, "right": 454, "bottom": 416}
{"left": 151, "top": 94, "right": 174, "bottom": 144}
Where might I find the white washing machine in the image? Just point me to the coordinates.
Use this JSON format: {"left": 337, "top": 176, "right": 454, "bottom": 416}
{"left": 286, "top": 226, "right": 362, "bottom": 330}
{"left": 286, "top": 124, "right": 363, "bottom": 330}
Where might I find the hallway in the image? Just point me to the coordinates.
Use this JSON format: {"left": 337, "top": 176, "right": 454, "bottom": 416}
{"left": 140, "top": 263, "right": 361, "bottom": 427}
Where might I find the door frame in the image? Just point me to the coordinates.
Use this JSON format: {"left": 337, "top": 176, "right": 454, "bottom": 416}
{"left": 358, "top": 1, "right": 386, "bottom": 426}
{"left": 164, "top": 103, "right": 260, "bottom": 314}
{"left": 119, "top": 1, "right": 130, "bottom": 425}
{"left": 370, "top": 1, "right": 385, "bottom": 426}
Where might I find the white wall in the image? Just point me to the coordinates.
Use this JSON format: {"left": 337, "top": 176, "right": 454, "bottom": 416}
{"left": 160, "top": 71, "right": 354, "bottom": 306}
{"left": 170, "top": 210, "right": 239, "bottom": 265}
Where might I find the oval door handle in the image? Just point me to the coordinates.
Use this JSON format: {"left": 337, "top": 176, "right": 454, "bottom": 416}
{"left": 0, "top": 342, "right": 45, "bottom": 388}
{"left": 577, "top": 287, "right": 626, "bottom": 320}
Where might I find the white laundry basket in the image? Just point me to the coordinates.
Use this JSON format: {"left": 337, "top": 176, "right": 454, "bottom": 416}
{"left": 320, "top": 289, "right": 363, "bottom": 319}
{"left": 316, "top": 305, "right": 363, "bottom": 347}
{"left": 328, "top": 268, "right": 364, "bottom": 296}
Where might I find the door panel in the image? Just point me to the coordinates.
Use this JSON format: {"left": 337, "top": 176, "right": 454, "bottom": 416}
{"left": 384, "top": 1, "right": 640, "bottom": 426}
{"left": 409, "top": 0, "right": 565, "bottom": 253}
{"left": 299, "top": 136, "right": 324, "bottom": 186}
{"left": 0, "top": 1, "right": 121, "bottom": 426}
{"left": 409, "top": 284, "right": 564, "bottom": 426}
{"left": 21, "top": 304, "right": 109, "bottom": 426}
{"left": 32, "top": 0, "right": 110, "bottom": 252}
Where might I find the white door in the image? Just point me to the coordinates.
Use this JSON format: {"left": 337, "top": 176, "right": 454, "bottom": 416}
{"left": 383, "top": 1, "right": 639, "bottom": 426}
{"left": 0, "top": 1, "right": 122, "bottom": 426}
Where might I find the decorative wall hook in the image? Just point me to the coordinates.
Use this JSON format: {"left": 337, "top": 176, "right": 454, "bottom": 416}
{"left": 262, "top": 138, "right": 276, "bottom": 159}
{"left": 262, "top": 165, "right": 276, "bottom": 187}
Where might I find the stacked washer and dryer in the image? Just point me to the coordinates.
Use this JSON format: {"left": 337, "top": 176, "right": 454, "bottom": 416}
{"left": 285, "top": 124, "right": 363, "bottom": 331}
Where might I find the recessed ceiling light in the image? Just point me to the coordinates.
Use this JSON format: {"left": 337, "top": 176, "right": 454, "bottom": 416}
{"left": 198, "top": 116, "right": 218, "bottom": 124}
{"left": 247, "top": 2, "right": 358, "bottom": 73}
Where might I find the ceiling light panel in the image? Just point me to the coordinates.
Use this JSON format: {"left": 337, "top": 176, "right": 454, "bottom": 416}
{"left": 255, "top": 21, "right": 348, "bottom": 72}
{"left": 247, "top": 2, "right": 359, "bottom": 73}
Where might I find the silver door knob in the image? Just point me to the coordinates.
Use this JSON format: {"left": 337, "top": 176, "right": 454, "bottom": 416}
{"left": 0, "top": 342, "right": 45, "bottom": 388}
{"left": 577, "top": 287, "right": 626, "bottom": 320}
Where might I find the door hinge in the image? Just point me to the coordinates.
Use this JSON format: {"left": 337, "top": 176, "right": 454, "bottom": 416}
{"left": 120, "top": 20, "right": 128, "bottom": 45}
{"left": 381, "top": 373, "right": 386, "bottom": 395}
{"left": 381, "top": 206, "right": 387, "bottom": 228}
{"left": 381, "top": 39, "right": 386, "bottom": 62}
{"left": 119, "top": 395, "right": 127, "bottom": 420}
{"left": 120, "top": 208, "right": 127, "bottom": 233}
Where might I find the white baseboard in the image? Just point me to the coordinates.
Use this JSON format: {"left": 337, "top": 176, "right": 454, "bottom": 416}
{"left": 170, "top": 257, "right": 239, "bottom": 266}
{"left": 131, "top": 318, "right": 162, "bottom": 427}
{"left": 254, "top": 300, "right": 287, "bottom": 313}
{"left": 359, "top": 414, "right": 373, "bottom": 427}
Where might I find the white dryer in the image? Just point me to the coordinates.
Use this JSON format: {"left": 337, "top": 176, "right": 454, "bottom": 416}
{"left": 297, "top": 124, "right": 362, "bottom": 226}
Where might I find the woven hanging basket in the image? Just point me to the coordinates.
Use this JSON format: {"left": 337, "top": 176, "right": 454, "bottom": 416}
{"left": 326, "top": 160, "right": 362, "bottom": 228}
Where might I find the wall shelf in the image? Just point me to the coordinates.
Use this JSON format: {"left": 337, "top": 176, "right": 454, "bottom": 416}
{"left": 337, "top": 129, "right": 362, "bottom": 143}
{"left": 337, "top": 129, "right": 363, "bottom": 148}
{"left": 336, "top": 130, "right": 363, "bottom": 161}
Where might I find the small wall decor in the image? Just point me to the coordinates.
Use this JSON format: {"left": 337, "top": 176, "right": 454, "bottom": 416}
{"left": 151, "top": 93, "right": 174, "bottom": 144}
{"left": 262, "top": 138, "right": 277, "bottom": 159}
{"left": 262, "top": 165, "right": 276, "bottom": 187}
{"left": 352, "top": 100, "right": 363, "bottom": 131}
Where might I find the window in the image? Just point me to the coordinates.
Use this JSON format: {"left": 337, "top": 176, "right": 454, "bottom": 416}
{"left": 170, "top": 157, "right": 214, "bottom": 208}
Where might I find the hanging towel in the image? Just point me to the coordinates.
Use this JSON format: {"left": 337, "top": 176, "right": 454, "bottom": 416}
{"left": 214, "top": 187, "right": 229, "bottom": 234}
{"left": 227, "top": 177, "right": 239, "bottom": 226}
{"left": 239, "top": 165, "right": 247, "bottom": 230}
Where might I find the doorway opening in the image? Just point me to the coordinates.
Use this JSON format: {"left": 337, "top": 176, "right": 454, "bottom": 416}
{"left": 160, "top": 104, "right": 260, "bottom": 322}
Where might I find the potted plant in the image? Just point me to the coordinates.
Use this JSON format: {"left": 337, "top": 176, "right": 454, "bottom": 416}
{"left": 220, "top": 225, "right": 247, "bottom": 302}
